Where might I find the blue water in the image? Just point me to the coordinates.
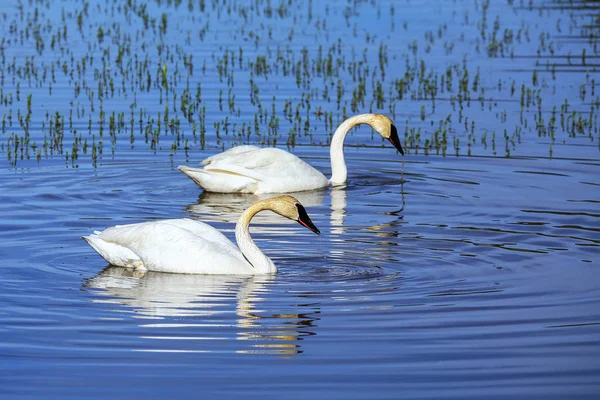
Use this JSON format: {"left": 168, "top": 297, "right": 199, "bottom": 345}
{"left": 1, "top": 0, "right": 599, "bottom": 398}
{"left": 2, "top": 148, "right": 599, "bottom": 398}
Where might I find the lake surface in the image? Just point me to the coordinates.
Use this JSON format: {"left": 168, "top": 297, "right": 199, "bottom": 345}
{"left": 1, "top": 0, "right": 599, "bottom": 399}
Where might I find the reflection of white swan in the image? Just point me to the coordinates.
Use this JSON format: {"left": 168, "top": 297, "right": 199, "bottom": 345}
{"left": 85, "top": 266, "right": 268, "bottom": 318}
{"left": 187, "top": 190, "right": 326, "bottom": 224}
{"left": 188, "top": 187, "right": 348, "bottom": 237}
{"left": 85, "top": 267, "right": 319, "bottom": 355}
{"left": 178, "top": 114, "right": 404, "bottom": 193}
{"left": 83, "top": 196, "right": 320, "bottom": 274}
{"left": 330, "top": 187, "right": 347, "bottom": 235}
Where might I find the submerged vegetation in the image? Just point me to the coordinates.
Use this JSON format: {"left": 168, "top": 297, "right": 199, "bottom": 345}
{"left": 0, "top": 0, "right": 598, "bottom": 167}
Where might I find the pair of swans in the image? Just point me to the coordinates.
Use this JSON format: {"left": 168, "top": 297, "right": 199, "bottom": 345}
{"left": 84, "top": 114, "right": 404, "bottom": 275}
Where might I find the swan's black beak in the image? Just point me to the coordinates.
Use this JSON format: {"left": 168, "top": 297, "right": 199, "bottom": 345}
{"left": 296, "top": 204, "right": 320, "bottom": 235}
{"left": 388, "top": 124, "right": 404, "bottom": 155}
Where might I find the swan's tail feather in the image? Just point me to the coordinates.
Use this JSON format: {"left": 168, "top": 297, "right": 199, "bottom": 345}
{"left": 177, "top": 165, "right": 257, "bottom": 193}
{"left": 82, "top": 234, "right": 142, "bottom": 269}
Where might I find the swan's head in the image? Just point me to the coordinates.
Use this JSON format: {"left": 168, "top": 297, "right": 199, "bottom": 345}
{"left": 370, "top": 114, "right": 404, "bottom": 156}
{"left": 266, "top": 195, "right": 320, "bottom": 235}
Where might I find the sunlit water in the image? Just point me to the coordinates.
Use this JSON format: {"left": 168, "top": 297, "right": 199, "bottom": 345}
{"left": 1, "top": 0, "right": 600, "bottom": 398}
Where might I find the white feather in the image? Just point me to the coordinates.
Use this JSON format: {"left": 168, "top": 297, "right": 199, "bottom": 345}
{"left": 179, "top": 147, "right": 328, "bottom": 194}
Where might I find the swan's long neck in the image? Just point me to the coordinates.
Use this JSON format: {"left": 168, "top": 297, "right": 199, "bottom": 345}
{"left": 235, "top": 202, "right": 277, "bottom": 274}
{"left": 329, "top": 114, "right": 375, "bottom": 185}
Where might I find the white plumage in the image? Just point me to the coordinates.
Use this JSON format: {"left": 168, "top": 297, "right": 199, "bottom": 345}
{"left": 179, "top": 146, "right": 328, "bottom": 194}
{"left": 84, "top": 219, "right": 247, "bottom": 274}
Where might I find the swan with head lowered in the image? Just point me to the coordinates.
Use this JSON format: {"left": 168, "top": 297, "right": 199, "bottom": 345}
{"left": 178, "top": 113, "right": 404, "bottom": 194}
{"left": 83, "top": 196, "right": 320, "bottom": 275}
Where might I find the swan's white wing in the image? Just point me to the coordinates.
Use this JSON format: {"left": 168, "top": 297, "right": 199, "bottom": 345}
{"left": 178, "top": 165, "right": 260, "bottom": 193}
{"left": 86, "top": 219, "right": 252, "bottom": 274}
{"left": 179, "top": 146, "right": 268, "bottom": 193}
{"left": 201, "top": 145, "right": 260, "bottom": 166}
{"left": 157, "top": 219, "right": 239, "bottom": 253}
{"left": 201, "top": 147, "right": 329, "bottom": 193}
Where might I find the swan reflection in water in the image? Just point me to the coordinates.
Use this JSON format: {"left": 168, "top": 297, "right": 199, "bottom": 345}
{"left": 188, "top": 190, "right": 325, "bottom": 223}
{"left": 85, "top": 267, "right": 319, "bottom": 356}
{"left": 188, "top": 188, "right": 348, "bottom": 234}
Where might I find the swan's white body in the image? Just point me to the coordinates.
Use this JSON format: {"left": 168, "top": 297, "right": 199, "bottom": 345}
{"left": 84, "top": 219, "right": 251, "bottom": 274}
{"left": 178, "top": 114, "right": 403, "bottom": 194}
{"left": 179, "top": 146, "right": 328, "bottom": 194}
{"left": 83, "top": 196, "right": 319, "bottom": 275}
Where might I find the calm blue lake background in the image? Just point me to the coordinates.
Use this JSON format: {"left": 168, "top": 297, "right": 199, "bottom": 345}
{"left": 1, "top": 0, "right": 599, "bottom": 398}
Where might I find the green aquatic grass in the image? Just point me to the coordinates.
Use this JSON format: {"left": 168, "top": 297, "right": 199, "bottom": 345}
{"left": 0, "top": 0, "right": 598, "bottom": 167}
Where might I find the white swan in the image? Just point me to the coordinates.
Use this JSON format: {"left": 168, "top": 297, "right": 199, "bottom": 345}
{"left": 82, "top": 195, "right": 320, "bottom": 275}
{"left": 178, "top": 113, "right": 404, "bottom": 194}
